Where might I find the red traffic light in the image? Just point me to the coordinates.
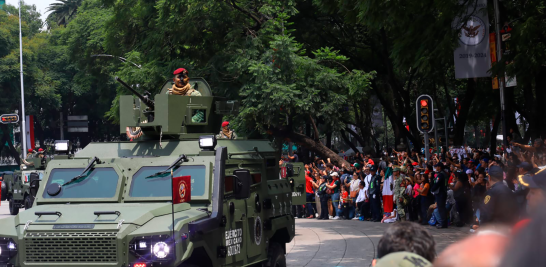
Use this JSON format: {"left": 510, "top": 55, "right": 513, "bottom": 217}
{"left": 420, "top": 100, "right": 428, "bottom": 107}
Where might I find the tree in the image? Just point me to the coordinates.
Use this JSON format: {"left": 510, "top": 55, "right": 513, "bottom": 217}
{"left": 46, "top": 0, "right": 83, "bottom": 27}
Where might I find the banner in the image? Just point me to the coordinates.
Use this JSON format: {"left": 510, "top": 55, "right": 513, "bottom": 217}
{"left": 172, "top": 176, "right": 191, "bottom": 204}
{"left": 454, "top": 0, "right": 491, "bottom": 79}
{"left": 25, "top": 115, "right": 35, "bottom": 150}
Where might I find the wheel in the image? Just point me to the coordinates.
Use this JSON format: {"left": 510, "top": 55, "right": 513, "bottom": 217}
{"left": 0, "top": 182, "right": 6, "bottom": 201}
{"left": 9, "top": 198, "right": 19, "bottom": 215}
{"left": 24, "top": 195, "right": 33, "bottom": 209}
{"left": 263, "top": 242, "right": 286, "bottom": 267}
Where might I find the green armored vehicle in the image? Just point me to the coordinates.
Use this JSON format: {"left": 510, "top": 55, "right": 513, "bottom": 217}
{"left": 0, "top": 77, "right": 306, "bottom": 267}
{"left": 2, "top": 157, "right": 48, "bottom": 214}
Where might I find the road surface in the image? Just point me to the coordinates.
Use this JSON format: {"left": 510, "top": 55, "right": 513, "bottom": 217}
{"left": 286, "top": 218, "right": 469, "bottom": 267}
{"left": 0, "top": 202, "right": 468, "bottom": 266}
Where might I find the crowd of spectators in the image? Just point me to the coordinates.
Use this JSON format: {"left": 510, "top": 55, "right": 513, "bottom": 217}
{"left": 286, "top": 137, "right": 546, "bottom": 233}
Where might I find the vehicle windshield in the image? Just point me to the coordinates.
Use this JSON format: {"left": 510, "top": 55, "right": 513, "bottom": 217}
{"left": 130, "top": 165, "right": 206, "bottom": 198}
{"left": 42, "top": 168, "right": 120, "bottom": 199}
{"left": 22, "top": 170, "right": 45, "bottom": 183}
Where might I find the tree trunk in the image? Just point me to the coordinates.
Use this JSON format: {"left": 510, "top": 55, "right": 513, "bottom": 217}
{"left": 536, "top": 67, "right": 546, "bottom": 138}
{"left": 453, "top": 79, "right": 477, "bottom": 146}
{"left": 271, "top": 128, "right": 350, "bottom": 167}
{"left": 325, "top": 131, "right": 332, "bottom": 149}
{"left": 340, "top": 130, "right": 359, "bottom": 157}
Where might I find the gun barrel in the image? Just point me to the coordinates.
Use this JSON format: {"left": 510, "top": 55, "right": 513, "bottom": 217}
{"left": 115, "top": 77, "right": 155, "bottom": 109}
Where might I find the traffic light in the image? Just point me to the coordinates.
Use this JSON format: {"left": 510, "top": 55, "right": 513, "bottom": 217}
{"left": 0, "top": 114, "right": 19, "bottom": 124}
{"left": 416, "top": 95, "right": 434, "bottom": 133}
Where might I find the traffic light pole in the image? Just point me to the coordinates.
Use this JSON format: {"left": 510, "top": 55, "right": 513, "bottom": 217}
{"left": 424, "top": 132, "right": 430, "bottom": 162}
{"left": 18, "top": 1, "right": 26, "bottom": 160}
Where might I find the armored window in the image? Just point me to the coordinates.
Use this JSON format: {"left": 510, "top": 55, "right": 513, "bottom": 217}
{"left": 43, "top": 168, "right": 119, "bottom": 199}
{"left": 130, "top": 165, "right": 206, "bottom": 198}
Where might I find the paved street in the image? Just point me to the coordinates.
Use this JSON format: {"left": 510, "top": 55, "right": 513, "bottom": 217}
{"left": 286, "top": 218, "right": 469, "bottom": 267}
{"left": 0, "top": 202, "right": 468, "bottom": 266}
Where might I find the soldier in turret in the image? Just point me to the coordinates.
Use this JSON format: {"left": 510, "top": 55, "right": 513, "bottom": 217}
{"left": 217, "top": 121, "right": 238, "bottom": 139}
{"left": 169, "top": 68, "right": 202, "bottom": 96}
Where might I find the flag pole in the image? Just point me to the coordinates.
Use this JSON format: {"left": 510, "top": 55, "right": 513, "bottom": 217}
{"left": 171, "top": 169, "right": 175, "bottom": 244}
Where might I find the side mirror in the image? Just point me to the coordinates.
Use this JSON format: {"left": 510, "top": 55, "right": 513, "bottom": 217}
{"left": 29, "top": 173, "right": 40, "bottom": 198}
{"left": 232, "top": 169, "right": 251, "bottom": 200}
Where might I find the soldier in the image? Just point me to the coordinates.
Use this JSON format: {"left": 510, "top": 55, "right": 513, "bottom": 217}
{"left": 168, "top": 68, "right": 201, "bottom": 96}
{"left": 37, "top": 148, "right": 45, "bottom": 159}
{"left": 393, "top": 167, "right": 406, "bottom": 221}
{"left": 217, "top": 121, "right": 237, "bottom": 139}
{"left": 26, "top": 148, "right": 33, "bottom": 158}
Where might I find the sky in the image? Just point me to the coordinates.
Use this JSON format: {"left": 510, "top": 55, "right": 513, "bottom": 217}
{"left": 5, "top": 0, "right": 56, "bottom": 22}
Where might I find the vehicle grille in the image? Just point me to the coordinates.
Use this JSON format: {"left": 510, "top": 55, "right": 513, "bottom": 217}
{"left": 24, "top": 231, "right": 118, "bottom": 263}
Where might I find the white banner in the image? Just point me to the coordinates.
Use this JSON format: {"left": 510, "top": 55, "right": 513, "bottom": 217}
{"left": 454, "top": 0, "right": 491, "bottom": 79}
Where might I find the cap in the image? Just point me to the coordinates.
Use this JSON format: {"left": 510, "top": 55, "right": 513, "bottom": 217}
{"left": 411, "top": 162, "right": 419, "bottom": 166}
{"left": 222, "top": 121, "right": 230, "bottom": 127}
{"left": 173, "top": 68, "right": 188, "bottom": 75}
{"left": 465, "top": 169, "right": 473, "bottom": 174}
{"left": 353, "top": 163, "right": 362, "bottom": 169}
{"left": 38, "top": 148, "right": 44, "bottom": 152}
{"left": 331, "top": 172, "right": 339, "bottom": 177}
{"left": 517, "top": 162, "right": 533, "bottom": 172}
{"left": 488, "top": 165, "right": 504, "bottom": 179}
{"left": 483, "top": 158, "right": 489, "bottom": 164}
{"left": 434, "top": 162, "right": 445, "bottom": 168}
{"left": 320, "top": 175, "right": 327, "bottom": 180}
{"left": 370, "top": 165, "right": 378, "bottom": 172}
{"left": 27, "top": 149, "right": 32, "bottom": 153}
{"left": 519, "top": 168, "right": 546, "bottom": 191}
{"left": 393, "top": 167, "right": 401, "bottom": 172}
{"left": 374, "top": 252, "right": 432, "bottom": 267}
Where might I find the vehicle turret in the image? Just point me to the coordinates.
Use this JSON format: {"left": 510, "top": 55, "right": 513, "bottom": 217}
{"left": 118, "top": 77, "right": 238, "bottom": 139}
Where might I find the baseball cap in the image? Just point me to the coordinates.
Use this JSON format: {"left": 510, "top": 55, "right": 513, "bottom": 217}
{"left": 331, "top": 172, "right": 339, "bottom": 177}
{"left": 517, "top": 162, "right": 533, "bottom": 172}
{"left": 465, "top": 169, "right": 473, "bottom": 174}
{"left": 353, "top": 163, "right": 362, "bottom": 169}
{"left": 374, "top": 252, "right": 432, "bottom": 267}
{"left": 488, "top": 166, "right": 504, "bottom": 179}
{"left": 434, "top": 162, "right": 444, "bottom": 168}
{"left": 393, "top": 167, "right": 401, "bottom": 172}
{"left": 370, "top": 165, "right": 378, "bottom": 172}
{"left": 519, "top": 168, "right": 546, "bottom": 191}
{"left": 411, "top": 162, "right": 419, "bottom": 166}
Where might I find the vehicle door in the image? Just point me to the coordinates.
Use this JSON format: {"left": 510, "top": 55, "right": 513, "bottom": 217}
{"left": 288, "top": 163, "right": 306, "bottom": 206}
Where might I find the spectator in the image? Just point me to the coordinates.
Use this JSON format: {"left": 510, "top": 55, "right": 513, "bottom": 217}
{"left": 350, "top": 172, "right": 364, "bottom": 219}
{"left": 305, "top": 170, "right": 318, "bottom": 219}
{"left": 317, "top": 175, "right": 330, "bottom": 220}
{"left": 431, "top": 162, "right": 448, "bottom": 229}
{"left": 375, "top": 221, "right": 436, "bottom": 262}
{"left": 355, "top": 181, "right": 367, "bottom": 220}
{"left": 382, "top": 204, "right": 398, "bottom": 223}
{"left": 326, "top": 172, "right": 341, "bottom": 219}
{"left": 472, "top": 172, "right": 487, "bottom": 221}
{"left": 416, "top": 174, "right": 431, "bottom": 225}
{"left": 450, "top": 171, "right": 472, "bottom": 226}
{"left": 369, "top": 165, "right": 382, "bottom": 222}
{"left": 408, "top": 172, "right": 421, "bottom": 222}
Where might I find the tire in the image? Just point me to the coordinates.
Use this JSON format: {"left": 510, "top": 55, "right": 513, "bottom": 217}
{"left": 9, "top": 198, "right": 19, "bottom": 215}
{"left": 263, "top": 242, "right": 286, "bottom": 267}
{"left": 24, "top": 195, "right": 33, "bottom": 209}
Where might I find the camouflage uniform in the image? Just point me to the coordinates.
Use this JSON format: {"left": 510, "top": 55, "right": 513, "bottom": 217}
{"left": 393, "top": 174, "right": 406, "bottom": 220}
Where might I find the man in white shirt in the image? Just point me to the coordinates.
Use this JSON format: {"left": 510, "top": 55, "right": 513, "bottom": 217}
{"left": 355, "top": 181, "right": 367, "bottom": 220}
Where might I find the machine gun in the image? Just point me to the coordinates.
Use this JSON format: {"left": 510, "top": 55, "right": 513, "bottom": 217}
{"left": 115, "top": 77, "right": 155, "bottom": 110}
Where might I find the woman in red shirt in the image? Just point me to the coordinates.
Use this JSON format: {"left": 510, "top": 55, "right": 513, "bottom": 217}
{"left": 305, "top": 171, "right": 318, "bottom": 218}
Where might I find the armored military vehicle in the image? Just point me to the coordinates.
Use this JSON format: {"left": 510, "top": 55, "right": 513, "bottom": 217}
{"left": 2, "top": 157, "right": 48, "bottom": 214}
{"left": 0, "top": 77, "right": 306, "bottom": 267}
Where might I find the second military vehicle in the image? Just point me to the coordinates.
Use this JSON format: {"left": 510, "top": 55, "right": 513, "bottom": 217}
{"left": 2, "top": 157, "right": 48, "bottom": 214}
{"left": 0, "top": 77, "right": 306, "bottom": 267}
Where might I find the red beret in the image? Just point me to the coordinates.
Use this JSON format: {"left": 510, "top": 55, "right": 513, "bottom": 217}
{"left": 173, "top": 68, "right": 187, "bottom": 75}
{"left": 412, "top": 162, "right": 419, "bottom": 166}
{"left": 222, "top": 121, "right": 230, "bottom": 127}
{"left": 38, "top": 148, "right": 44, "bottom": 152}
{"left": 28, "top": 149, "right": 33, "bottom": 152}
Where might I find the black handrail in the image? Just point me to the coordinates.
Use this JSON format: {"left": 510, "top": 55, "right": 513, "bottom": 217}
{"left": 94, "top": 211, "right": 121, "bottom": 216}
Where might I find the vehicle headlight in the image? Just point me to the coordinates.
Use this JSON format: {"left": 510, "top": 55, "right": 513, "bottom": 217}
{"left": 129, "top": 235, "right": 174, "bottom": 264}
{"left": 0, "top": 237, "right": 17, "bottom": 263}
